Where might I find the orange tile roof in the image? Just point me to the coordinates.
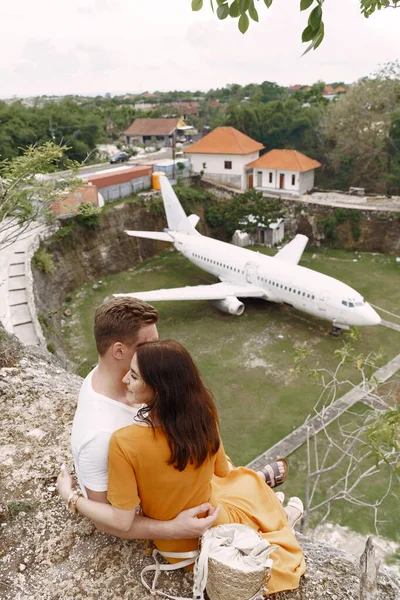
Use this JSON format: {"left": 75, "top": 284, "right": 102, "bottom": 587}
{"left": 323, "top": 86, "right": 335, "bottom": 94}
{"left": 85, "top": 166, "right": 152, "bottom": 188}
{"left": 247, "top": 149, "right": 321, "bottom": 172}
{"left": 335, "top": 86, "right": 346, "bottom": 93}
{"left": 184, "top": 127, "right": 264, "bottom": 155}
{"left": 124, "top": 118, "right": 181, "bottom": 136}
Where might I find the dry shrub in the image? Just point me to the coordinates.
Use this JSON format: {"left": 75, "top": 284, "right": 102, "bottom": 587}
{"left": 0, "top": 326, "right": 22, "bottom": 368}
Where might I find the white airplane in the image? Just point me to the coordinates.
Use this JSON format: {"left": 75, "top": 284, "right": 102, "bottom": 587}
{"left": 115, "top": 177, "right": 381, "bottom": 334}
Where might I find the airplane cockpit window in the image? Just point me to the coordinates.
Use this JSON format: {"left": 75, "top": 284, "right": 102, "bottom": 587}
{"left": 342, "top": 300, "right": 348, "bottom": 306}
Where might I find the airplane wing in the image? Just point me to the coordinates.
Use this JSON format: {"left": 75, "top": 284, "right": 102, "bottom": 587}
{"left": 114, "top": 282, "right": 267, "bottom": 302}
{"left": 274, "top": 234, "right": 308, "bottom": 265}
{"left": 125, "top": 230, "right": 174, "bottom": 242}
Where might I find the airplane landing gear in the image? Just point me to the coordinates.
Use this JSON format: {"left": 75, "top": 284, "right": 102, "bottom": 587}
{"left": 331, "top": 325, "right": 341, "bottom": 337}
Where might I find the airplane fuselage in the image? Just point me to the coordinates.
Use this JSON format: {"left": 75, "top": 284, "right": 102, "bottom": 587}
{"left": 173, "top": 232, "right": 380, "bottom": 329}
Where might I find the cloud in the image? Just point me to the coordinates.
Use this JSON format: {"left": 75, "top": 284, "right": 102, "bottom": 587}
{"left": 0, "top": 0, "right": 399, "bottom": 97}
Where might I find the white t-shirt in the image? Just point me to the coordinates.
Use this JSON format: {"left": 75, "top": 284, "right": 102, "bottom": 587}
{"left": 71, "top": 368, "right": 139, "bottom": 497}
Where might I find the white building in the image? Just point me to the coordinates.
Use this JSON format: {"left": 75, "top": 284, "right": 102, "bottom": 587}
{"left": 247, "top": 149, "right": 321, "bottom": 196}
{"left": 184, "top": 126, "right": 264, "bottom": 191}
{"left": 233, "top": 217, "right": 285, "bottom": 247}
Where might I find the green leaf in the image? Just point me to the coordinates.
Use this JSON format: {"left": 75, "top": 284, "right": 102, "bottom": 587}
{"left": 301, "top": 24, "right": 315, "bottom": 42}
{"left": 248, "top": 0, "right": 259, "bottom": 21}
{"left": 309, "top": 5, "right": 322, "bottom": 30}
{"left": 302, "top": 21, "right": 324, "bottom": 54}
{"left": 300, "top": 0, "right": 314, "bottom": 10}
{"left": 301, "top": 40, "right": 314, "bottom": 56}
{"left": 217, "top": 3, "right": 230, "bottom": 18}
{"left": 264, "top": 0, "right": 273, "bottom": 6}
{"left": 191, "top": 0, "right": 203, "bottom": 11}
{"left": 240, "top": 0, "right": 249, "bottom": 12}
{"left": 229, "top": 0, "right": 240, "bottom": 17}
{"left": 238, "top": 12, "right": 249, "bottom": 32}
{"left": 313, "top": 22, "right": 325, "bottom": 49}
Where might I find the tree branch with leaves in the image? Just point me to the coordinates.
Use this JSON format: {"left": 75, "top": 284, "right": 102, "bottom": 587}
{"left": 0, "top": 143, "right": 82, "bottom": 251}
{"left": 293, "top": 331, "right": 400, "bottom": 535}
{"left": 191, "top": 0, "right": 400, "bottom": 53}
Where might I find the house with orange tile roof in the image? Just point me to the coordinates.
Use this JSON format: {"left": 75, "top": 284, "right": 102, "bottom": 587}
{"left": 124, "top": 118, "right": 187, "bottom": 147}
{"left": 246, "top": 149, "right": 321, "bottom": 196}
{"left": 322, "top": 85, "right": 347, "bottom": 101}
{"left": 184, "top": 126, "right": 264, "bottom": 190}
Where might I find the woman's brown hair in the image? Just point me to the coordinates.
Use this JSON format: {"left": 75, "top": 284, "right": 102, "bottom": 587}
{"left": 136, "top": 340, "right": 220, "bottom": 471}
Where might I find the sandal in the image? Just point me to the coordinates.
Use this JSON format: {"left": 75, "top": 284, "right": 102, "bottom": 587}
{"left": 261, "top": 458, "right": 289, "bottom": 488}
{"left": 286, "top": 496, "right": 303, "bottom": 532}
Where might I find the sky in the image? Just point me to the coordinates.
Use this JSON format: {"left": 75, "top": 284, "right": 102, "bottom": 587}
{"left": 1, "top": 0, "right": 399, "bottom": 98}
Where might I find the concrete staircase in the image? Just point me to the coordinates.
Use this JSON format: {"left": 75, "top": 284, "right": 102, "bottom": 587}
{"left": 0, "top": 225, "right": 47, "bottom": 346}
{"left": 8, "top": 248, "right": 39, "bottom": 345}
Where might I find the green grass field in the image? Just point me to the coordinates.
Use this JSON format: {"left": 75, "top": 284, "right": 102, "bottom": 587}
{"left": 61, "top": 246, "right": 400, "bottom": 545}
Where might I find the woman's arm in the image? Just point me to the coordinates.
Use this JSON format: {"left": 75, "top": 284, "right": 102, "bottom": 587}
{"left": 57, "top": 465, "right": 136, "bottom": 532}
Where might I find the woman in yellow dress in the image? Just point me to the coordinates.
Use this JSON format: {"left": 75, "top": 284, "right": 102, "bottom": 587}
{"left": 58, "top": 340, "right": 305, "bottom": 595}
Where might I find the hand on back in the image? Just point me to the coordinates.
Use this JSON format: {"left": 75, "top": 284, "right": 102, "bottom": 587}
{"left": 172, "top": 503, "right": 220, "bottom": 539}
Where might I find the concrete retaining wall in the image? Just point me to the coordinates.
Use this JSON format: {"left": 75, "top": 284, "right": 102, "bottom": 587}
{"left": 282, "top": 199, "right": 400, "bottom": 254}
{"left": 99, "top": 175, "right": 152, "bottom": 203}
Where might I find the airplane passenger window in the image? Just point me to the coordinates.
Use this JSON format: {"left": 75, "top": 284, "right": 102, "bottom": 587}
{"left": 298, "top": 291, "right": 301, "bottom": 295}
{"left": 285, "top": 286, "right": 287, "bottom": 290}
{"left": 303, "top": 292, "right": 305, "bottom": 296}
{"left": 289, "top": 288, "right": 291, "bottom": 291}
{"left": 312, "top": 295, "right": 315, "bottom": 299}
{"left": 307, "top": 294, "right": 310, "bottom": 298}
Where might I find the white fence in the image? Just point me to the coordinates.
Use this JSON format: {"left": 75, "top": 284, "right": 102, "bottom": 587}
{"left": 99, "top": 175, "right": 152, "bottom": 203}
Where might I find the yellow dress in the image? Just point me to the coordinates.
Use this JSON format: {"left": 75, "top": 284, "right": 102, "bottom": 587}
{"left": 107, "top": 425, "right": 305, "bottom": 595}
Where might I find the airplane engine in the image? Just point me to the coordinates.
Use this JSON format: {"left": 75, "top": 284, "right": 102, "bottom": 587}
{"left": 210, "top": 296, "right": 245, "bottom": 316}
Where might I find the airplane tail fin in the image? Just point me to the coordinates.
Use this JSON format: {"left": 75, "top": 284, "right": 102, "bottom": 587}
{"left": 160, "top": 176, "right": 199, "bottom": 235}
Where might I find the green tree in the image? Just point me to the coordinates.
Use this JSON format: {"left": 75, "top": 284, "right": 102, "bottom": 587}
{"left": 223, "top": 189, "right": 285, "bottom": 237}
{"left": 191, "top": 0, "right": 400, "bottom": 52}
{"left": 385, "top": 111, "right": 400, "bottom": 195}
{"left": 0, "top": 143, "right": 82, "bottom": 250}
{"left": 321, "top": 62, "right": 400, "bottom": 192}
{"left": 225, "top": 98, "right": 322, "bottom": 158}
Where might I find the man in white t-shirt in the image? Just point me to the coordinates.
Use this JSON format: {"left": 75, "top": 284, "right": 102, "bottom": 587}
{"left": 71, "top": 297, "right": 219, "bottom": 540}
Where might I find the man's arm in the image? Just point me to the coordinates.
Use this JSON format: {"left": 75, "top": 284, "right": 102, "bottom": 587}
{"left": 86, "top": 488, "right": 109, "bottom": 503}
{"left": 95, "top": 503, "right": 220, "bottom": 540}
{"left": 86, "top": 486, "right": 220, "bottom": 540}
